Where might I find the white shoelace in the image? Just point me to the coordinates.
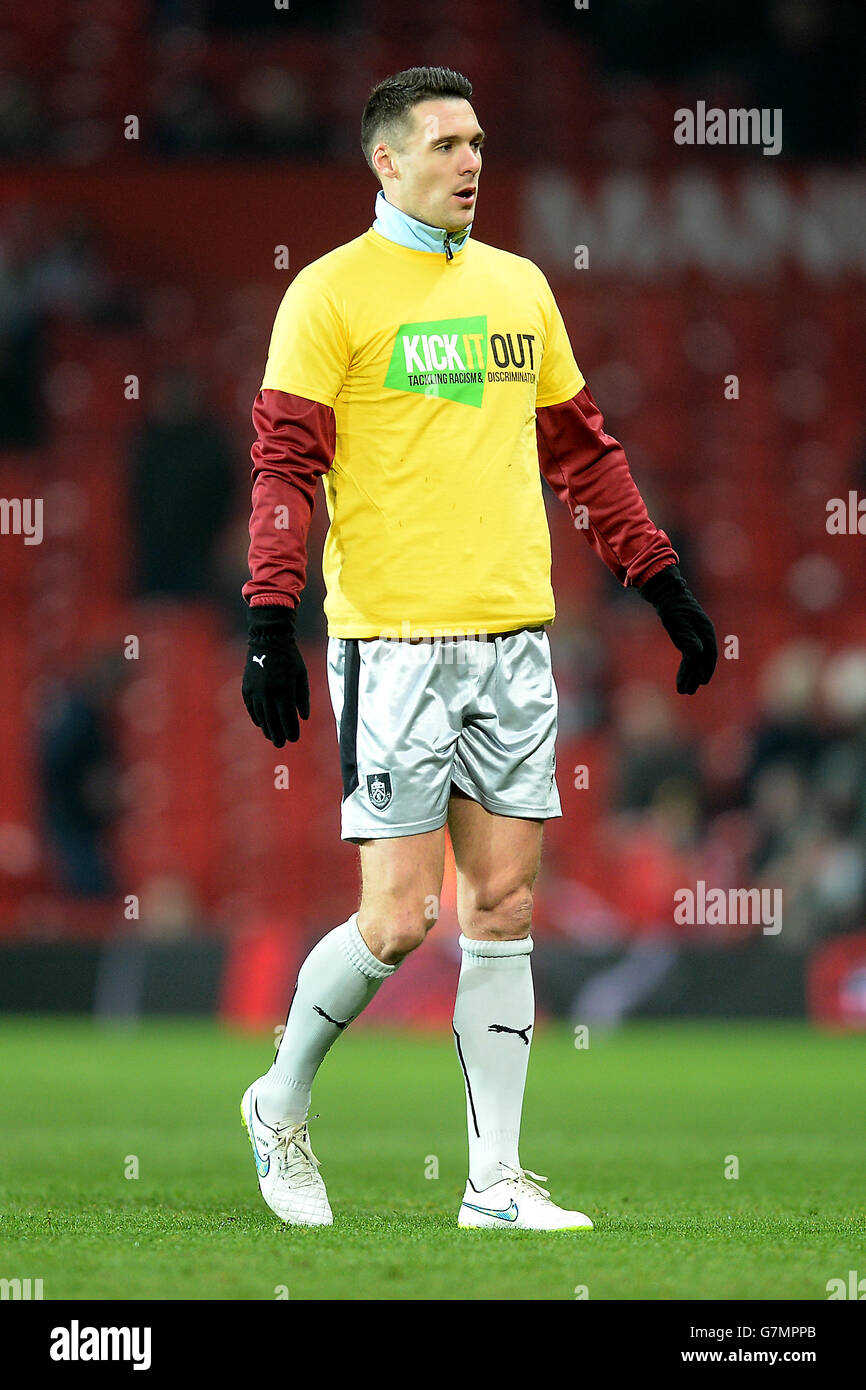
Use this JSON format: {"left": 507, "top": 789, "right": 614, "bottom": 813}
{"left": 499, "top": 1163, "right": 554, "bottom": 1203}
{"left": 269, "top": 1122, "right": 321, "bottom": 1183}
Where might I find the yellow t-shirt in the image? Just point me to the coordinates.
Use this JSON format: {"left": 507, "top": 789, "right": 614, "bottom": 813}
{"left": 261, "top": 227, "right": 584, "bottom": 638}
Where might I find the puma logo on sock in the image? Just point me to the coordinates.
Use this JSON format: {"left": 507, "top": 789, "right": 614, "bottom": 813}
{"left": 313, "top": 1004, "right": 352, "bottom": 1030}
{"left": 488, "top": 1023, "right": 533, "bottom": 1045}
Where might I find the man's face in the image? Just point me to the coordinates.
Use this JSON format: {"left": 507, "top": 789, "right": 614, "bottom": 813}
{"left": 375, "top": 97, "right": 484, "bottom": 234}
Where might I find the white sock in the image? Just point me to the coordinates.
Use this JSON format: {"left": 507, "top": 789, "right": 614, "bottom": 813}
{"left": 452, "top": 933, "right": 534, "bottom": 1193}
{"left": 255, "top": 912, "right": 397, "bottom": 1127}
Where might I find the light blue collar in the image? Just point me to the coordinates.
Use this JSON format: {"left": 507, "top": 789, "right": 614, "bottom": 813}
{"left": 372, "top": 189, "right": 472, "bottom": 256}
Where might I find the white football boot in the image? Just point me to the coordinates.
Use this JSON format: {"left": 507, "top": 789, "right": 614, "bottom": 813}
{"left": 240, "top": 1079, "right": 333, "bottom": 1226}
{"left": 458, "top": 1162, "right": 593, "bottom": 1231}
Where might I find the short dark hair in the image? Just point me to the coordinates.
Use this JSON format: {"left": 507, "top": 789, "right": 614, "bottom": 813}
{"left": 361, "top": 66, "right": 473, "bottom": 176}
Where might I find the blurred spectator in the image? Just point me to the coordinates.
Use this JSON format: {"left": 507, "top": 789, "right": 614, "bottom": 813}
{"left": 612, "top": 680, "right": 701, "bottom": 811}
{"left": 0, "top": 284, "right": 45, "bottom": 447}
{"left": 0, "top": 203, "right": 132, "bottom": 447}
{"left": 137, "top": 872, "right": 202, "bottom": 939}
{"left": 747, "top": 0, "right": 866, "bottom": 160}
{"left": 0, "top": 72, "right": 44, "bottom": 157}
{"left": 127, "top": 367, "right": 238, "bottom": 601}
{"left": 31, "top": 211, "right": 127, "bottom": 325}
{"left": 747, "top": 760, "right": 810, "bottom": 874}
{"left": 608, "top": 781, "right": 702, "bottom": 928}
{"left": 152, "top": 75, "right": 234, "bottom": 158}
{"left": 548, "top": 598, "right": 610, "bottom": 738}
{"left": 744, "top": 646, "right": 866, "bottom": 943}
{"left": 0, "top": 203, "right": 47, "bottom": 447}
{"left": 1, "top": 201, "right": 140, "bottom": 444}
{"left": 745, "top": 641, "right": 827, "bottom": 787}
{"left": 235, "top": 67, "right": 328, "bottom": 157}
{"left": 36, "top": 649, "right": 129, "bottom": 898}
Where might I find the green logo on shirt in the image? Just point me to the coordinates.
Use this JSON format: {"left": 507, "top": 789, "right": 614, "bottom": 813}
{"left": 385, "top": 316, "right": 488, "bottom": 407}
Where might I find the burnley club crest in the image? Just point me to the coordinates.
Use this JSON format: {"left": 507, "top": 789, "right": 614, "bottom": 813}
{"left": 366, "top": 772, "right": 392, "bottom": 810}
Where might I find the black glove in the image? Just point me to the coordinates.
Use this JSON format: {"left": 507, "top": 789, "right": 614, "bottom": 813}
{"left": 242, "top": 604, "right": 310, "bottom": 746}
{"left": 639, "top": 564, "right": 718, "bottom": 695}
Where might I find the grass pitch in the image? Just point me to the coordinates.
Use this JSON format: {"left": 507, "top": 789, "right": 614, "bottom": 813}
{"left": 0, "top": 1019, "right": 863, "bottom": 1300}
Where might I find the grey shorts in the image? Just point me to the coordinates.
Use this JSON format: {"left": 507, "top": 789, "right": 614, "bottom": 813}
{"left": 326, "top": 627, "right": 562, "bottom": 842}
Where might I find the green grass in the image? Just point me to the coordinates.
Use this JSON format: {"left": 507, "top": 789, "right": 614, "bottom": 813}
{"left": 0, "top": 1019, "right": 864, "bottom": 1300}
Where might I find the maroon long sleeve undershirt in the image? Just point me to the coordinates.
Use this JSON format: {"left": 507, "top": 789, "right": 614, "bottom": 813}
{"left": 242, "top": 389, "right": 336, "bottom": 609}
{"left": 535, "top": 385, "right": 678, "bottom": 587}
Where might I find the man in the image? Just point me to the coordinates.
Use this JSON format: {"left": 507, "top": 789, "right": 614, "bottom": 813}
{"left": 239, "top": 66, "right": 717, "bottom": 1231}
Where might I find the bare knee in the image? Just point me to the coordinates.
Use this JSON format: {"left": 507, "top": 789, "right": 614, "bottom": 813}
{"left": 461, "top": 884, "right": 534, "bottom": 941}
{"left": 358, "top": 894, "right": 439, "bottom": 965}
